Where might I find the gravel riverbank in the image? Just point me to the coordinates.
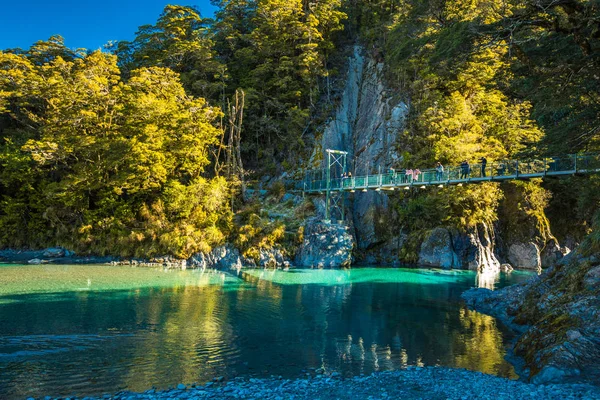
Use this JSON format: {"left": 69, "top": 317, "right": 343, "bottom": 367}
{"left": 44, "top": 367, "right": 600, "bottom": 400}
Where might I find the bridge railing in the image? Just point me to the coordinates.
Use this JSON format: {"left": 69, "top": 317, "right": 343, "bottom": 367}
{"left": 303, "top": 153, "right": 600, "bottom": 192}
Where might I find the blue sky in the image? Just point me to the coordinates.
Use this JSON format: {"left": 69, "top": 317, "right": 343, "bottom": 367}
{"left": 0, "top": 1, "right": 218, "bottom": 51}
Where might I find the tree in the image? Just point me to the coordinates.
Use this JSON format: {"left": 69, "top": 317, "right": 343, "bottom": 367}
{"left": 0, "top": 50, "right": 231, "bottom": 257}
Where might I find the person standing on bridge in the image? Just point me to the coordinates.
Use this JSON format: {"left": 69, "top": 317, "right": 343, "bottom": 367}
{"left": 479, "top": 156, "right": 487, "bottom": 177}
{"left": 413, "top": 168, "right": 421, "bottom": 182}
{"left": 460, "top": 160, "right": 470, "bottom": 179}
{"left": 435, "top": 162, "right": 444, "bottom": 181}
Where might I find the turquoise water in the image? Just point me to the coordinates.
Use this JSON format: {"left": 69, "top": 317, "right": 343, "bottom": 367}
{"left": 0, "top": 264, "right": 533, "bottom": 399}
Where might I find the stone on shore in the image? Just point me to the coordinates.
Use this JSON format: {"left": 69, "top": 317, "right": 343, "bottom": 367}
{"left": 462, "top": 251, "right": 600, "bottom": 385}
{"left": 66, "top": 367, "right": 600, "bottom": 400}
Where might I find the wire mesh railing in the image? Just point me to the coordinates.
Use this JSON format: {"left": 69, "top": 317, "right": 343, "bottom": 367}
{"left": 303, "top": 153, "right": 600, "bottom": 192}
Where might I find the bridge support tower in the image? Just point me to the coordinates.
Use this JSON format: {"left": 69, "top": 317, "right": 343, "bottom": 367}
{"left": 325, "top": 149, "right": 348, "bottom": 224}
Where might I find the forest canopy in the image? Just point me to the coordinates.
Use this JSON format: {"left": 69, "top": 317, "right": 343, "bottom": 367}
{"left": 1, "top": 0, "right": 600, "bottom": 257}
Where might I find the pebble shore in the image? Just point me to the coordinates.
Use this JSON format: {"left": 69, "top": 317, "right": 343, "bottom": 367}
{"left": 37, "top": 367, "right": 600, "bottom": 400}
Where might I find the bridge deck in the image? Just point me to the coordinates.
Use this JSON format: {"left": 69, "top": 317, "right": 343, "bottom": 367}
{"left": 303, "top": 154, "right": 600, "bottom": 193}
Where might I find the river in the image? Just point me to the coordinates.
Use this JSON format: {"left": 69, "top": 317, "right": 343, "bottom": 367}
{"left": 0, "top": 264, "right": 533, "bottom": 399}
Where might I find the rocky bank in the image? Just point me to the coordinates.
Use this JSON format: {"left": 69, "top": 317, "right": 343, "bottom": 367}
{"left": 462, "top": 250, "right": 600, "bottom": 385}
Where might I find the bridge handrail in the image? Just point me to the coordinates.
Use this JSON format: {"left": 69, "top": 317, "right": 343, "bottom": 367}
{"left": 303, "top": 153, "right": 600, "bottom": 191}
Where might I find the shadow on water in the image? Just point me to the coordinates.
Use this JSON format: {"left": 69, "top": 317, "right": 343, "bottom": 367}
{"left": 0, "top": 265, "right": 534, "bottom": 399}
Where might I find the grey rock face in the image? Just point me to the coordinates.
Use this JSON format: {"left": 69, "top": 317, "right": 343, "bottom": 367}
{"left": 189, "top": 245, "right": 243, "bottom": 270}
{"left": 296, "top": 220, "right": 354, "bottom": 268}
{"left": 508, "top": 242, "right": 541, "bottom": 270}
{"left": 373, "top": 222, "right": 503, "bottom": 272}
{"left": 352, "top": 191, "right": 388, "bottom": 251}
{"left": 315, "top": 46, "right": 406, "bottom": 262}
{"left": 257, "top": 248, "right": 286, "bottom": 268}
{"left": 464, "top": 223, "right": 501, "bottom": 273}
{"left": 541, "top": 239, "right": 565, "bottom": 268}
{"left": 418, "top": 228, "right": 460, "bottom": 269}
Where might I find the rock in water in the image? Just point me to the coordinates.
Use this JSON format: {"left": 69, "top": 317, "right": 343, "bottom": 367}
{"left": 418, "top": 227, "right": 460, "bottom": 269}
{"left": 296, "top": 219, "right": 354, "bottom": 268}
{"left": 508, "top": 242, "right": 541, "bottom": 270}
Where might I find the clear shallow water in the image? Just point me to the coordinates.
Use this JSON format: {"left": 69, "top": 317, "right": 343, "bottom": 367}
{"left": 0, "top": 264, "right": 533, "bottom": 399}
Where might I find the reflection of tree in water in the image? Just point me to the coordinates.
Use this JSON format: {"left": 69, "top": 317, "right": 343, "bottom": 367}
{"left": 328, "top": 281, "right": 516, "bottom": 378}
{"left": 125, "top": 283, "right": 239, "bottom": 391}
{"left": 453, "top": 309, "right": 516, "bottom": 377}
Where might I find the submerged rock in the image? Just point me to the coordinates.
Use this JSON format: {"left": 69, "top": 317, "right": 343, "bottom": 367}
{"left": 42, "top": 247, "right": 66, "bottom": 258}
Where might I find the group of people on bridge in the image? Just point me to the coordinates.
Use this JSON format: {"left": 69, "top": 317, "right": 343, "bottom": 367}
{"left": 381, "top": 156, "right": 489, "bottom": 183}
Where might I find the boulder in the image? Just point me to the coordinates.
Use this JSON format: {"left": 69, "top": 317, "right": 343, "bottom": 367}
{"left": 188, "top": 245, "right": 243, "bottom": 270}
{"left": 500, "top": 263, "right": 514, "bottom": 273}
{"left": 508, "top": 242, "right": 541, "bottom": 270}
{"left": 296, "top": 220, "right": 354, "bottom": 268}
{"left": 42, "top": 247, "right": 66, "bottom": 258}
{"left": 281, "top": 193, "right": 302, "bottom": 205}
{"left": 28, "top": 258, "right": 43, "bottom": 265}
{"left": 584, "top": 266, "right": 600, "bottom": 290}
{"left": 418, "top": 228, "right": 460, "bottom": 269}
{"left": 258, "top": 248, "right": 286, "bottom": 268}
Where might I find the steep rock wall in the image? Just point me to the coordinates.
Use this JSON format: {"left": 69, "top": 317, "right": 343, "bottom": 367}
{"left": 316, "top": 46, "right": 407, "bottom": 262}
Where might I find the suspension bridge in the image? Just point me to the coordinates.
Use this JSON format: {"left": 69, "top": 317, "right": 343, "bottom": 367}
{"left": 303, "top": 150, "right": 600, "bottom": 222}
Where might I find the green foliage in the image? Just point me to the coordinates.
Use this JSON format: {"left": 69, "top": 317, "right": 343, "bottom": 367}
{"left": 397, "top": 183, "right": 503, "bottom": 231}
{"left": 580, "top": 213, "right": 600, "bottom": 257}
{"left": 232, "top": 194, "right": 313, "bottom": 261}
{"left": 395, "top": 183, "right": 502, "bottom": 262}
{"left": 267, "top": 180, "right": 286, "bottom": 201}
{"left": 234, "top": 209, "right": 286, "bottom": 261}
{"left": 211, "top": 0, "right": 347, "bottom": 167}
{"left": 497, "top": 180, "right": 552, "bottom": 245}
{"left": 0, "top": 50, "right": 231, "bottom": 258}
{"left": 365, "top": 0, "right": 600, "bottom": 240}
{"left": 111, "top": 5, "right": 226, "bottom": 100}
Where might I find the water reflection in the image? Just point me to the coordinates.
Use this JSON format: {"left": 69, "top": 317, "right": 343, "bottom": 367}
{"left": 476, "top": 270, "right": 499, "bottom": 290}
{"left": 0, "top": 265, "right": 532, "bottom": 399}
